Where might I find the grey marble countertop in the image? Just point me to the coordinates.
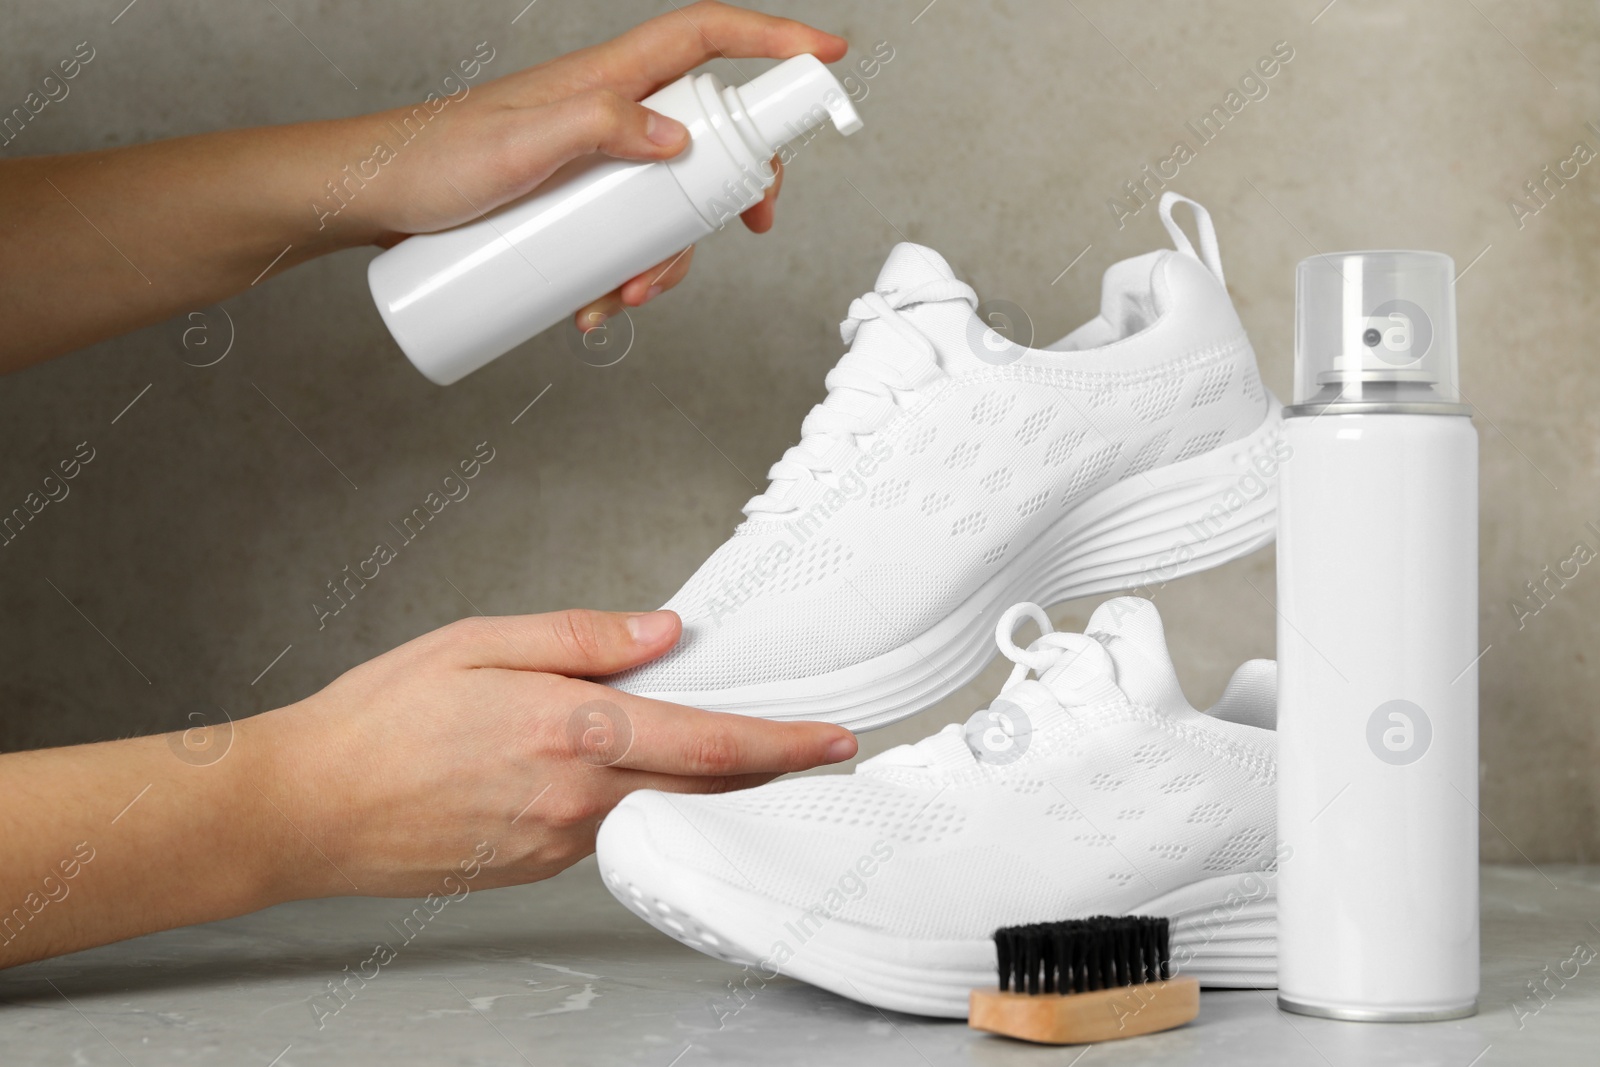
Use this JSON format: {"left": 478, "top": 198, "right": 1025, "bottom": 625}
{"left": 2, "top": 862, "right": 1595, "bottom": 1066}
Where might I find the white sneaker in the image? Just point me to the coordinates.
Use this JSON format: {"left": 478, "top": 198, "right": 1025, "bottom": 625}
{"left": 597, "top": 597, "right": 1279, "bottom": 1018}
{"left": 608, "top": 194, "right": 1284, "bottom": 729}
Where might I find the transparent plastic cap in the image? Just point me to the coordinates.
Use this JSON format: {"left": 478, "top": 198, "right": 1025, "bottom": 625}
{"left": 1292, "top": 251, "right": 1460, "bottom": 413}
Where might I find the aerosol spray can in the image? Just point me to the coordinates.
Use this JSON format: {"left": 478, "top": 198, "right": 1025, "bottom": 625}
{"left": 1276, "top": 251, "right": 1479, "bottom": 1021}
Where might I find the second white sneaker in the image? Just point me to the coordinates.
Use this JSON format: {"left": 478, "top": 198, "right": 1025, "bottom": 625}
{"left": 608, "top": 193, "right": 1285, "bottom": 729}
{"left": 597, "top": 597, "right": 1280, "bottom": 1018}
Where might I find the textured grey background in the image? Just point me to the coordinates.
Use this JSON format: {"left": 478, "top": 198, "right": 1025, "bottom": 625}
{"left": 0, "top": 1, "right": 1594, "bottom": 862}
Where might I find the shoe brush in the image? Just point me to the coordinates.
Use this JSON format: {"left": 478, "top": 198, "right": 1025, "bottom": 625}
{"left": 968, "top": 915, "right": 1199, "bottom": 1045}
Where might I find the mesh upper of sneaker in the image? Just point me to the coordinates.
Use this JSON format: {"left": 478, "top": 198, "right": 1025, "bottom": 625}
{"left": 604, "top": 598, "right": 1277, "bottom": 941}
{"left": 610, "top": 235, "right": 1268, "bottom": 696}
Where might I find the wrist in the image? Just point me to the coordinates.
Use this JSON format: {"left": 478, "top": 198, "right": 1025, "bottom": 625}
{"left": 309, "top": 117, "right": 399, "bottom": 253}
{"left": 294, "top": 110, "right": 421, "bottom": 252}
{"left": 229, "top": 706, "right": 331, "bottom": 905}
{"left": 230, "top": 115, "right": 400, "bottom": 262}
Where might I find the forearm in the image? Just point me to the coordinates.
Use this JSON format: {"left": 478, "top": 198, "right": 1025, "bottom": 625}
{"left": 0, "top": 116, "right": 391, "bottom": 371}
{"left": 0, "top": 718, "right": 304, "bottom": 968}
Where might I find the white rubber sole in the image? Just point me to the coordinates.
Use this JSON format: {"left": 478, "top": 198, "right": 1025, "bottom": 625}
{"left": 635, "top": 399, "right": 1285, "bottom": 730}
{"left": 598, "top": 803, "right": 1278, "bottom": 1019}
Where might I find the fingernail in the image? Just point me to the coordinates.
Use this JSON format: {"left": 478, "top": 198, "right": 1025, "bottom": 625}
{"left": 646, "top": 112, "right": 687, "bottom": 146}
{"left": 578, "top": 308, "right": 608, "bottom": 332}
{"left": 627, "top": 610, "right": 676, "bottom": 645}
{"left": 643, "top": 284, "right": 664, "bottom": 302}
{"left": 826, "top": 735, "right": 858, "bottom": 762}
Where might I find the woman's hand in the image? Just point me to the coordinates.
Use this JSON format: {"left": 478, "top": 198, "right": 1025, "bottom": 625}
{"left": 345, "top": 2, "right": 840, "bottom": 331}
{"left": 258, "top": 608, "right": 855, "bottom": 897}
{"left": 0, "top": 1, "right": 845, "bottom": 368}
{"left": 0, "top": 608, "right": 857, "bottom": 968}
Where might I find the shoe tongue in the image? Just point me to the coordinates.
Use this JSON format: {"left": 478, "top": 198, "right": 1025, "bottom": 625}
{"left": 1084, "top": 597, "right": 1191, "bottom": 715}
{"left": 874, "top": 242, "right": 956, "bottom": 292}
{"left": 858, "top": 243, "right": 990, "bottom": 376}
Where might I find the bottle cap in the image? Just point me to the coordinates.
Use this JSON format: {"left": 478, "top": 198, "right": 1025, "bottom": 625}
{"left": 733, "top": 54, "right": 863, "bottom": 150}
{"left": 1291, "top": 251, "right": 1465, "bottom": 415}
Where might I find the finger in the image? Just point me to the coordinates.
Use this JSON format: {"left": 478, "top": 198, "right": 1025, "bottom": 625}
{"left": 525, "top": 89, "right": 690, "bottom": 173}
{"left": 619, "top": 246, "right": 695, "bottom": 307}
{"left": 594, "top": 691, "right": 858, "bottom": 776}
{"left": 576, "top": 244, "right": 694, "bottom": 328}
{"left": 574, "top": 292, "right": 624, "bottom": 333}
{"left": 508, "top": 768, "right": 778, "bottom": 828}
{"left": 591, "top": 768, "right": 781, "bottom": 800}
{"left": 539, "top": 2, "right": 849, "bottom": 102}
{"left": 631, "top": 769, "right": 780, "bottom": 794}
{"left": 480, "top": 89, "right": 690, "bottom": 209}
{"left": 741, "top": 155, "right": 782, "bottom": 234}
{"left": 434, "top": 609, "right": 682, "bottom": 676}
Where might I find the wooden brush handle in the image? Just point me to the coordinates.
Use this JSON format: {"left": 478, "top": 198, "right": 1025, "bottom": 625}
{"left": 968, "top": 975, "right": 1200, "bottom": 1045}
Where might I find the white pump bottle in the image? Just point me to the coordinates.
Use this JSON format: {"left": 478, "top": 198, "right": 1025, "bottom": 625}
{"left": 368, "top": 54, "right": 863, "bottom": 385}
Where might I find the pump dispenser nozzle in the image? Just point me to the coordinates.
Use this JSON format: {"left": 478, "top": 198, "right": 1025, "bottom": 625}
{"left": 735, "top": 54, "right": 864, "bottom": 145}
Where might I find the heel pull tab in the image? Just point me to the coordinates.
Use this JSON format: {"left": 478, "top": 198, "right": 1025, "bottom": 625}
{"left": 1158, "top": 192, "right": 1225, "bottom": 287}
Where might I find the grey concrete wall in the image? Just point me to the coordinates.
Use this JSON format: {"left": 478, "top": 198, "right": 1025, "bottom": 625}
{"left": 0, "top": 1, "right": 1594, "bottom": 861}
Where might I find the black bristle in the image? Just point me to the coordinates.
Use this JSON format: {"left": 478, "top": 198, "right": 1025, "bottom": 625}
{"left": 1018, "top": 929, "right": 1030, "bottom": 994}
{"left": 992, "top": 916, "right": 1173, "bottom": 996}
{"left": 1102, "top": 919, "right": 1114, "bottom": 986}
{"left": 1026, "top": 929, "right": 1041, "bottom": 995}
{"left": 1075, "top": 921, "right": 1088, "bottom": 991}
{"left": 1036, "top": 927, "right": 1049, "bottom": 998}
{"left": 1112, "top": 923, "right": 1125, "bottom": 987}
{"left": 996, "top": 928, "right": 1013, "bottom": 992}
{"left": 1091, "top": 921, "right": 1102, "bottom": 986}
{"left": 1082, "top": 920, "right": 1098, "bottom": 991}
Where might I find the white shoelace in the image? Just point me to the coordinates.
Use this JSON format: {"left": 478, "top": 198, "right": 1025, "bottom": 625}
{"left": 741, "top": 276, "right": 978, "bottom": 518}
{"left": 861, "top": 604, "right": 1120, "bottom": 773}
